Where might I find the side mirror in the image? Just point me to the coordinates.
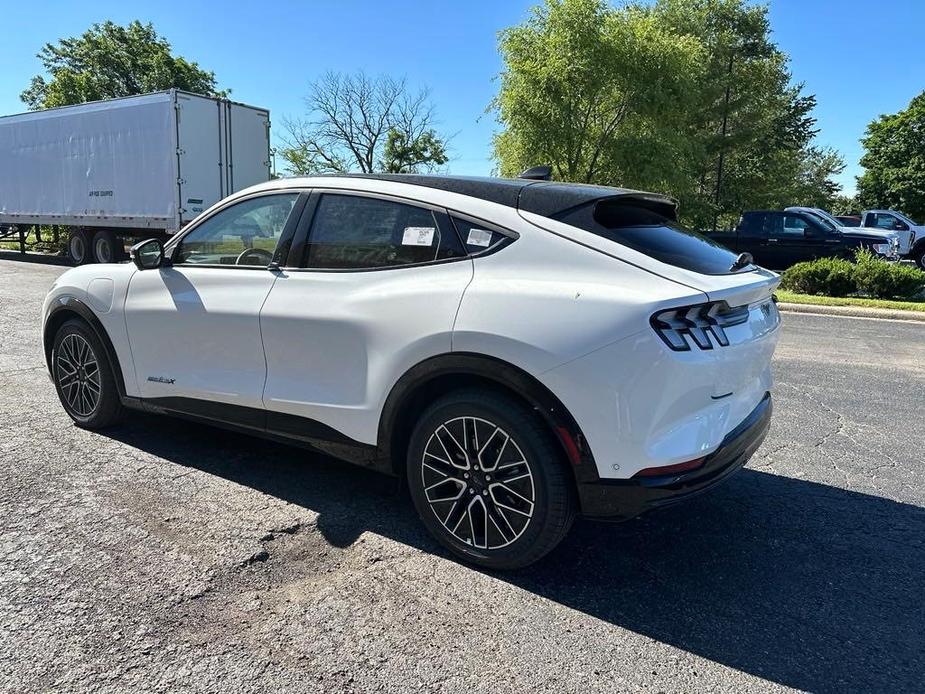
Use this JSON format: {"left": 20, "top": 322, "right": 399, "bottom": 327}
{"left": 130, "top": 238, "right": 164, "bottom": 270}
{"left": 803, "top": 225, "right": 823, "bottom": 238}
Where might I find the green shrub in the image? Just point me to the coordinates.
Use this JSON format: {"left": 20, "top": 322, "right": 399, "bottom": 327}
{"left": 854, "top": 249, "right": 925, "bottom": 299}
{"left": 780, "top": 257, "right": 857, "bottom": 296}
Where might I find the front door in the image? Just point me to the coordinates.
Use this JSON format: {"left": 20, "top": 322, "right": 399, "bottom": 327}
{"left": 769, "top": 213, "right": 829, "bottom": 267}
{"left": 124, "top": 191, "right": 303, "bottom": 419}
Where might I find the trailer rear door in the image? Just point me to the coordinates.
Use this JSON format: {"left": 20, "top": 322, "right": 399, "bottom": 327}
{"left": 226, "top": 103, "right": 271, "bottom": 193}
{"left": 176, "top": 92, "right": 224, "bottom": 225}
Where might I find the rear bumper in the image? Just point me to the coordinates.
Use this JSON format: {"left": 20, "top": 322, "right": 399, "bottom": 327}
{"left": 576, "top": 392, "right": 772, "bottom": 519}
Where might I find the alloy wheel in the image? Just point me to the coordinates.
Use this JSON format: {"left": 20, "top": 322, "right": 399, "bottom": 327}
{"left": 55, "top": 333, "right": 102, "bottom": 417}
{"left": 421, "top": 416, "right": 536, "bottom": 550}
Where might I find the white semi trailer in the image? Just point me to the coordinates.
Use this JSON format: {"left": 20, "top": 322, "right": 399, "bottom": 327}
{"left": 0, "top": 89, "right": 271, "bottom": 264}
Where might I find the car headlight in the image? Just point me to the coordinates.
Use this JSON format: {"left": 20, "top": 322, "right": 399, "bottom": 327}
{"left": 873, "top": 242, "right": 893, "bottom": 256}
{"left": 651, "top": 301, "right": 751, "bottom": 351}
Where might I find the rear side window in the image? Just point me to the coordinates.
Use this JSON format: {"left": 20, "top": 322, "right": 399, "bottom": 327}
{"left": 303, "top": 194, "right": 465, "bottom": 270}
{"left": 554, "top": 199, "right": 746, "bottom": 275}
{"left": 737, "top": 212, "right": 768, "bottom": 237}
{"left": 449, "top": 216, "right": 511, "bottom": 254}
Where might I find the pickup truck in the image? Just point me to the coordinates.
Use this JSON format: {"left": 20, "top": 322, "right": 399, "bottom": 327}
{"left": 707, "top": 209, "right": 899, "bottom": 270}
{"left": 858, "top": 210, "right": 924, "bottom": 268}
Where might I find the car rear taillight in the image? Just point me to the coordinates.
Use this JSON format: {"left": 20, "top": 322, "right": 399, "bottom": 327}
{"left": 651, "top": 301, "right": 750, "bottom": 351}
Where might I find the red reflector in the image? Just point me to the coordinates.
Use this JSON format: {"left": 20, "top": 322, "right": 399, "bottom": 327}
{"left": 633, "top": 457, "right": 706, "bottom": 478}
{"left": 556, "top": 426, "right": 582, "bottom": 466}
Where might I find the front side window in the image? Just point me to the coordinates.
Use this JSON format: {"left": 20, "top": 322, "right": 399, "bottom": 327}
{"left": 782, "top": 214, "right": 810, "bottom": 236}
{"left": 176, "top": 193, "right": 299, "bottom": 266}
{"left": 303, "top": 194, "right": 465, "bottom": 270}
{"left": 873, "top": 213, "right": 907, "bottom": 231}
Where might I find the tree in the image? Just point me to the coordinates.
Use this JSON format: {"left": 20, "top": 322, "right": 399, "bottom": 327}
{"left": 20, "top": 21, "right": 223, "bottom": 110}
{"left": 492, "top": 0, "right": 703, "bottom": 189}
{"left": 492, "top": 0, "right": 844, "bottom": 229}
{"left": 280, "top": 72, "right": 448, "bottom": 175}
{"left": 856, "top": 91, "right": 925, "bottom": 221}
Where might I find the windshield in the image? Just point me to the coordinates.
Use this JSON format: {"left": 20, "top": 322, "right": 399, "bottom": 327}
{"left": 803, "top": 210, "right": 839, "bottom": 233}
{"left": 894, "top": 211, "right": 920, "bottom": 226}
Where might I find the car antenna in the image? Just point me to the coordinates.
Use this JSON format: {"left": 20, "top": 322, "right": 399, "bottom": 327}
{"left": 518, "top": 165, "right": 552, "bottom": 181}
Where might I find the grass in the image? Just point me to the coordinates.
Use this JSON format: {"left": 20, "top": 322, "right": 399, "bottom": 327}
{"left": 0, "top": 228, "right": 65, "bottom": 254}
{"left": 776, "top": 289, "right": 925, "bottom": 313}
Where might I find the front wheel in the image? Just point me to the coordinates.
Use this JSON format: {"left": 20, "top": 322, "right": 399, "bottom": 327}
{"left": 51, "top": 319, "right": 125, "bottom": 428}
{"left": 913, "top": 247, "right": 925, "bottom": 271}
{"left": 407, "top": 389, "right": 575, "bottom": 570}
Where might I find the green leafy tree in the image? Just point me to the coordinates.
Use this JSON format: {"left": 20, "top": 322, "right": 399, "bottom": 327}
{"left": 492, "top": 0, "right": 844, "bottom": 230}
{"left": 493, "top": 0, "right": 703, "bottom": 190}
{"left": 21, "top": 21, "right": 224, "bottom": 110}
{"left": 280, "top": 71, "right": 448, "bottom": 175}
{"left": 856, "top": 91, "right": 925, "bottom": 221}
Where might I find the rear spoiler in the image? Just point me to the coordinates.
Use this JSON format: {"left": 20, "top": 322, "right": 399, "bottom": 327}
{"left": 518, "top": 184, "right": 679, "bottom": 222}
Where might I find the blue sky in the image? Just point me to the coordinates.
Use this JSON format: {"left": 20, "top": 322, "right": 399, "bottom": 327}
{"left": 1, "top": 0, "right": 923, "bottom": 195}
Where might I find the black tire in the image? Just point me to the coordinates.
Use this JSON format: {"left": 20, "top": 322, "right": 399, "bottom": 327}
{"left": 912, "top": 246, "right": 925, "bottom": 271}
{"left": 51, "top": 319, "right": 125, "bottom": 429}
{"left": 91, "top": 229, "right": 119, "bottom": 264}
{"left": 407, "top": 389, "right": 575, "bottom": 570}
{"left": 67, "top": 229, "right": 90, "bottom": 265}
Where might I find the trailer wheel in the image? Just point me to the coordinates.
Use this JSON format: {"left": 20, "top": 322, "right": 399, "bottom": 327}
{"left": 91, "top": 230, "right": 118, "bottom": 264}
{"left": 68, "top": 229, "right": 90, "bottom": 265}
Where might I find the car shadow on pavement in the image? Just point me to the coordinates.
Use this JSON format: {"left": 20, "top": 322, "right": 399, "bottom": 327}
{"left": 104, "top": 412, "right": 924, "bottom": 693}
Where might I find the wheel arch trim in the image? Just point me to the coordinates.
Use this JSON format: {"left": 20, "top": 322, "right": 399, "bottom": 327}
{"left": 44, "top": 296, "right": 127, "bottom": 399}
{"left": 378, "top": 352, "right": 600, "bottom": 483}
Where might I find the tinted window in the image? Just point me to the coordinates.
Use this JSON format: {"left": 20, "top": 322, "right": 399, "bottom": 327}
{"left": 738, "top": 212, "right": 768, "bottom": 237}
{"left": 176, "top": 193, "right": 298, "bottom": 266}
{"left": 304, "top": 194, "right": 465, "bottom": 270}
{"left": 554, "top": 199, "right": 746, "bottom": 275}
{"left": 837, "top": 216, "right": 860, "bottom": 227}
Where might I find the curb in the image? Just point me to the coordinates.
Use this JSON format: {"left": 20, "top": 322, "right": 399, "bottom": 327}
{"left": 777, "top": 302, "right": 925, "bottom": 323}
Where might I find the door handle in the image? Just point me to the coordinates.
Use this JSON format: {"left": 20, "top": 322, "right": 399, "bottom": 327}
{"left": 767, "top": 238, "right": 778, "bottom": 244}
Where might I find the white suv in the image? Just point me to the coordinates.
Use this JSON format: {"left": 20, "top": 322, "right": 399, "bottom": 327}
{"left": 42, "top": 174, "right": 780, "bottom": 569}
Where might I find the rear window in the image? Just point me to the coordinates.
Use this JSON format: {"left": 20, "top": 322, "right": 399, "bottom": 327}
{"left": 553, "top": 199, "right": 747, "bottom": 275}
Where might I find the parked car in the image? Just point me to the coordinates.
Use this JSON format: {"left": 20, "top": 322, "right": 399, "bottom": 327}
{"left": 709, "top": 209, "right": 899, "bottom": 269}
{"left": 836, "top": 215, "right": 861, "bottom": 227}
{"left": 860, "top": 210, "right": 924, "bottom": 268}
{"left": 786, "top": 206, "right": 902, "bottom": 256}
{"left": 42, "top": 174, "right": 780, "bottom": 570}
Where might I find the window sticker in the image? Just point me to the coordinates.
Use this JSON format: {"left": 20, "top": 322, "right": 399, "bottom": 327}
{"left": 467, "top": 228, "right": 493, "bottom": 247}
{"left": 402, "top": 226, "right": 436, "bottom": 246}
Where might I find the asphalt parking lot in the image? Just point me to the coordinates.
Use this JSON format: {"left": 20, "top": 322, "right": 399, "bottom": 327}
{"left": 1, "top": 259, "right": 923, "bottom": 693}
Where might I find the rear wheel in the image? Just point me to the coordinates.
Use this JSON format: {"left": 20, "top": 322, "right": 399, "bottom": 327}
{"left": 91, "top": 229, "right": 119, "bottom": 264}
{"left": 51, "top": 319, "right": 125, "bottom": 428}
{"left": 407, "top": 389, "right": 575, "bottom": 570}
{"left": 67, "top": 229, "right": 90, "bottom": 265}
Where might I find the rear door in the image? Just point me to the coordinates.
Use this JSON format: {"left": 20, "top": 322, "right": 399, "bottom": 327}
{"left": 226, "top": 103, "right": 271, "bottom": 193}
{"left": 735, "top": 212, "right": 773, "bottom": 267}
{"left": 259, "top": 190, "right": 474, "bottom": 447}
{"left": 176, "top": 93, "right": 224, "bottom": 224}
